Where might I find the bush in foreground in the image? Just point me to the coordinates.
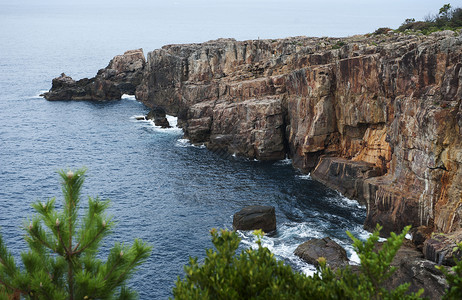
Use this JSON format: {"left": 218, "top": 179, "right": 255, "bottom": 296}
{"left": 0, "top": 168, "right": 151, "bottom": 300}
{"left": 173, "top": 226, "right": 423, "bottom": 299}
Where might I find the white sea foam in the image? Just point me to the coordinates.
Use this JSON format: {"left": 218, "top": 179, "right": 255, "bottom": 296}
{"left": 274, "top": 158, "right": 292, "bottom": 166}
{"left": 134, "top": 114, "right": 183, "bottom": 134}
{"left": 296, "top": 174, "right": 312, "bottom": 180}
{"left": 175, "top": 138, "right": 206, "bottom": 148}
{"left": 331, "top": 192, "right": 365, "bottom": 209}
{"left": 33, "top": 90, "right": 48, "bottom": 99}
{"left": 122, "top": 94, "right": 137, "bottom": 101}
{"left": 237, "top": 222, "right": 332, "bottom": 276}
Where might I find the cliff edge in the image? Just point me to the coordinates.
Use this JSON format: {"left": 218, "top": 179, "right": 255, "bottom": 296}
{"left": 44, "top": 31, "right": 462, "bottom": 239}
{"left": 134, "top": 31, "right": 462, "bottom": 236}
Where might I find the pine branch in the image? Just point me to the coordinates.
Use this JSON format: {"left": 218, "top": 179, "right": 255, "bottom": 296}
{"left": 74, "top": 227, "right": 107, "bottom": 256}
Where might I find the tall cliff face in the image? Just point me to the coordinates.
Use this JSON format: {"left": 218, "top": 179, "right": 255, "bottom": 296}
{"left": 135, "top": 31, "right": 462, "bottom": 235}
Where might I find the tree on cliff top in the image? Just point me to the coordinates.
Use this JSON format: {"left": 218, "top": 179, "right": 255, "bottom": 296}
{"left": 396, "top": 3, "right": 462, "bottom": 33}
{"left": 0, "top": 168, "right": 151, "bottom": 300}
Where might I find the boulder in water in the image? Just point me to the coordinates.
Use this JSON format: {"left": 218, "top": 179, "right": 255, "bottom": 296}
{"left": 294, "top": 237, "right": 348, "bottom": 269}
{"left": 232, "top": 205, "right": 276, "bottom": 233}
{"left": 147, "top": 106, "right": 171, "bottom": 128}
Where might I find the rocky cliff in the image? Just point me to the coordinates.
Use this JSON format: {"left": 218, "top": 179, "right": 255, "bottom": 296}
{"left": 44, "top": 31, "right": 462, "bottom": 241}
{"left": 133, "top": 31, "right": 462, "bottom": 237}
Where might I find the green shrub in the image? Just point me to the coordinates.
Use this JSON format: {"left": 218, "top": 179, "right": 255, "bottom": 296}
{"left": 332, "top": 41, "right": 346, "bottom": 50}
{"left": 374, "top": 27, "right": 392, "bottom": 35}
{"left": 397, "top": 4, "right": 462, "bottom": 34}
{"left": 173, "top": 226, "right": 423, "bottom": 299}
{"left": 0, "top": 168, "right": 151, "bottom": 300}
{"left": 438, "top": 243, "right": 462, "bottom": 299}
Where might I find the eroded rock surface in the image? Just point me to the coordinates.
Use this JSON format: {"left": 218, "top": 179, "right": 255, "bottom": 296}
{"left": 43, "top": 49, "right": 145, "bottom": 100}
{"left": 233, "top": 205, "right": 276, "bottom": 233}
{"left": 294, "top": 237, "right": 348, "bottom": 269}
{"left": 147, "top": 107, "right": 170, "bottom": 128}
{"left": 382, "top": 240, "right": 448, "bottom": 299}
{"left": 45, "top": 31, "right": 462, "bottom": 237}
{"left": 134, "top": 31, "right": 462, "bottom": 236}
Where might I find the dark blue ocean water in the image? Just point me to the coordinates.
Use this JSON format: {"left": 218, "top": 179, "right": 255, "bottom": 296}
{"left": 0, "top": 2, "right": 370, "bottom": 298}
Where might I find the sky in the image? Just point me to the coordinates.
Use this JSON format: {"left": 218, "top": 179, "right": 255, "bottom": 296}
{"left": 1, "top": 0, "right": 461, "bottom": 78}
{"left": 2, "top": 0, "right": 461, "bottom": 42}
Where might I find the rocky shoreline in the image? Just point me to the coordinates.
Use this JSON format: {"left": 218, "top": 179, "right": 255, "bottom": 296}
{"left": 43, "top": 31, "right": 462, "bottom": 297}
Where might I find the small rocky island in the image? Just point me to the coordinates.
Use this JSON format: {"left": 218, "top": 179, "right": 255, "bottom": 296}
{"left": 44, "top": 30, "right": 462, "bottom": 298}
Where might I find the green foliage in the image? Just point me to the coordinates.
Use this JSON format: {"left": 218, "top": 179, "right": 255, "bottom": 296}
{"left": 332, "top": 41, "right": 346, "bottom": 50}
{"left": 172, "top": 225, "right": 423, "bottom": 299}
{"left": 397, "top": 3, "right": 462, "bottom": 33}
{"left": 374, "top": 27, "right": 392, "bottom": 35}
{"left": 438, "top": 242, "right": 462, "bottom": 299}
{"left": 0, "top": 168, "right": 151, "bottom": 300}
{"left": 346, "top": 225, "right": 423, "bottom": 299}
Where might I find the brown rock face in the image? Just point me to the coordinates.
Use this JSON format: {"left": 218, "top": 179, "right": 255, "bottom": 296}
{"left": 232, "top": 205, "right": 276, "bottom": 233}
{"left": 44, "top": 31, "right": 462, "bottom": 237}
{"left": 98, "top": 49, "right": 146, "bottom": 95}
{"left": 184, "top": 98, "right": 286, "bottom": 160}
{"left": 134, "top": 31, "right": 462, "bottom": 236}
{"left": 43, "top": 49, "right": 145, "bottom": 101}
{"left": 381, "top": 240, "right": 448, "bottom": 299}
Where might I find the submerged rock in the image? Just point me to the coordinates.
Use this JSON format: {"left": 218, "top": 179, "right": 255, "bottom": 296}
{"left": 232, "top": 205, "right": 276, "bottom": 233}
{"left": 294, "top": 237, "right": 348, "bottom": 269}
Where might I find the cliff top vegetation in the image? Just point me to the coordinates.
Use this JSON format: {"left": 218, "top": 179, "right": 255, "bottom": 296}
{"left": 374, "top": 3, "right": 462, "bottom": 35}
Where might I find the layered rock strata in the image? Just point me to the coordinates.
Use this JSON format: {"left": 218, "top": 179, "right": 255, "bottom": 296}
{"left": 44, "top": 32, "right": 462, "bottom": 240}
{"left": 134, "top": 32, "right": 462, "bottom": 237}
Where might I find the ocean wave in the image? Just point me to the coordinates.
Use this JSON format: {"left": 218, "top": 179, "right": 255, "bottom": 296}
{"left": 133, "top": 114, "right": 183, "bottom": 134}
{"left": 331, "top": 192, "right": 365, "bottom": 209}
{"left": 296, "top": 174, "right": 311, "bottom": 180}
{"left": 175, "top": 138, "right": 206, "bottom": 148}
{"left": 236, "top": 220, "right": 376, "bottom": 276}
{"left": 237, "top": 222, "right": 328, "bottom": 276}
{"left": 33, "top": 90, "right": 48, "bottom": 99}
{"left": 122, "top": 94, "right": 137, "bottom": 101}
{"left": 274, "top": 158, "right": 292, "bottom": 166}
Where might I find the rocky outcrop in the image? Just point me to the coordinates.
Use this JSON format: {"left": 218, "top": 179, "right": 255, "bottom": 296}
{"left": 382, "top": 240, "right": 448, "bottom": 299}
{"left": 423, "top": 231, "right": 462, "bottom": 266}
{"left": 147, "top": 107, "right": 170, "bottom": 128}
{"left": 45, "top": 31, "right": 462, "bottom": 238}
{"left": 233, "top": 205, "right": 276, "bottom": 233}
{"left": 133, "top": 31, "right": 462, "bottom": 237}
{"left": 184, "top": 98, "right": 286, "bottom": 160}
{"left": 43, "top": 49, "right": 145, "bottom": 100}
{"left": 311, "top": 157, "right": 383, "bottom": 206}
{"left": 294, "top": 237, "right": 348, "bottom": 269}
{"left": 42, "top": 73, "right": 121, "bottom": 101}
{"left": 97, "top": 49, "right": 146, "bottom": 95}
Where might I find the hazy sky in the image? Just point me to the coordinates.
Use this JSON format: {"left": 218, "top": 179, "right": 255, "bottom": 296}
{"left": 1, "top": 0, "right": 461, "bottom": 75}
{"left": 2, "top": 0, "right": 461, "bottom": 41}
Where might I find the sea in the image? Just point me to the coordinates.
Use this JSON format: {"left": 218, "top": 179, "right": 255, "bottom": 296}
{"left": 0, "top": 1, "right": 376, "bottom": 298}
